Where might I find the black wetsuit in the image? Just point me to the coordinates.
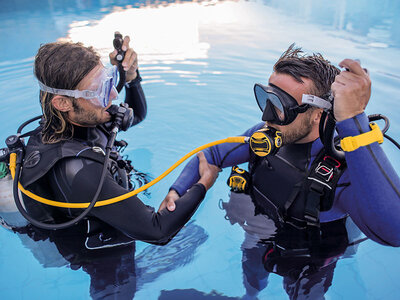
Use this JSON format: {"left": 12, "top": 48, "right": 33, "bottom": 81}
{"left": 20, "top": 74, "right": 206, "bottom": 246}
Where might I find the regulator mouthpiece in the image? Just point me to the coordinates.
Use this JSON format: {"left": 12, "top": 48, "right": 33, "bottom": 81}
{"left": 106, "top": 103, "right": 133, "bottom": 131}
{"left": 249, "top": 127, "right": 282, "bottom": 157}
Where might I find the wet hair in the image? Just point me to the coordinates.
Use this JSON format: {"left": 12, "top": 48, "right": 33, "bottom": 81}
{"left": 274, "top": 43, "right": 340, "bottom": 98}
{"left": 34, "top": 42, "right": 100, "bottom": 144}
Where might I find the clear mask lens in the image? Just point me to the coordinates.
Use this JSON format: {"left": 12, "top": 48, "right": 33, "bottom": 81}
{"left": 37, "top": 66, "right": 119, "bottom": 108}
{"left": 96, "top": 66, "right": 118, "bottom": 107}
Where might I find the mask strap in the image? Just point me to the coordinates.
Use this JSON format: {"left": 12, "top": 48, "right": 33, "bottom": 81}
{"left": 302, "top": 94, "right": 332, "bottom": 110}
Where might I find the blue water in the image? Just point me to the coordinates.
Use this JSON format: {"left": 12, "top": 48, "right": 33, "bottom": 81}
{"left": 1, "top": 0, "right": 400, "bottom": 299}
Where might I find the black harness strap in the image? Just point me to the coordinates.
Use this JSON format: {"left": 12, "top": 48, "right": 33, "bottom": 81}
{"left": 280, "top": 147, "right": 346, "bottom": 243}
{"left": 304, "top": 150, "right": 346, "bottom": 242}
{"left": 283, "top": 181, "right": 302, "bottom": 217}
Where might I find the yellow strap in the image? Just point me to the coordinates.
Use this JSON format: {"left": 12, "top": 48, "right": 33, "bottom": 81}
{"left": 9, "top": 136, "right": 246, "bottom": 208}
{"left": 340, "top": 122, "right": 383, "bottom": 152}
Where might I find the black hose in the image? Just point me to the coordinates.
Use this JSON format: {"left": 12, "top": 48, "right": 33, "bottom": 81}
{"left": 17, "top": 115, "right": 41, "bottom": 134}
{"left": 368, "top": 114, "right": 390, "bottom": 134}
{"left": 320, "top": 113, "right": 395, "bottom": 161}
{"left": 323, "top": 113, "right": 345, "bottom": 161}
{"left": 384, "top": 134, "right": 400, "bottom": 150}
{"left": 116, "top": 63, "right": 126, "bottom": 93}
{"left": 319, "top": 111, "right": 328, "bottom": 146}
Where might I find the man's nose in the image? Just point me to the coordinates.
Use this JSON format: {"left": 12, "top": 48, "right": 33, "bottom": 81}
{"left": 110, "top": 87, "right": 118, "bottom": 102}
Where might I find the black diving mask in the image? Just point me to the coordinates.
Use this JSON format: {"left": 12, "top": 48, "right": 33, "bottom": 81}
{"left": 254, "top": 83, "right": 310, "bottom": 125}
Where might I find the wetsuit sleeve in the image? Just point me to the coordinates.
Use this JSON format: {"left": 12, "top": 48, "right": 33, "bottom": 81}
{"left": 170, "top": 122, "right": 265, "bottom": 196}
{"left": 51, "top": 158, "right": 206, "bottom": 245}
{"left": 124, "top": 70, "right": 147, "bottom": 126}
{"left": 335, "top": 112, "right": 400, "bottom": 246}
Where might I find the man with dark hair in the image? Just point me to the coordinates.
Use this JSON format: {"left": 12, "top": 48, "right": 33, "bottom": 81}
{"left": 19, "top": 35, "right": 220, "bottom": 248}
{"left": 161, "top": 44, "right": 400, "bottom": 248}
{"left": 159, "top": 44, "right": 400, "bottom": 298}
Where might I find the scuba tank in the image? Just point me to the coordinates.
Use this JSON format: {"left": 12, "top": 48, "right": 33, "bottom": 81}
{"left": 0, "top": 153, "right": 28, "bottom": 228}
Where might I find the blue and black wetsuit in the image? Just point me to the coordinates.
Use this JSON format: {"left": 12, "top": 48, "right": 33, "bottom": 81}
{"left": 170, "top": 113, "right": 400, "bottom": 246}
{"left": 20, "top": 73, "right": 206, "bottom": 246}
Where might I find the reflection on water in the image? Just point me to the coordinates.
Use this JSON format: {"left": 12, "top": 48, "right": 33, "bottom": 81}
{"left": 53, "top": 0, "right": 400, "bottom": 90}
{"left": 10, "top": 221, "right": 207, "bottom": 299}
{"left": 264, "top": 0, "right": 400, "bottom": 46}
{"left": 2, "top": 0, "right": 400, "bottom": 64}
{"left": 67, "top": 3, "right": 211, "bottom": 63}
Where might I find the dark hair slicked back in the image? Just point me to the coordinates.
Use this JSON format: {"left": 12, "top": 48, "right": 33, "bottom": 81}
{"left": 274, "top": 43, "right": 340, "bottom": 98}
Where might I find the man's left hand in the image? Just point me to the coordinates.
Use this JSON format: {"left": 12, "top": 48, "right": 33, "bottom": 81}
{"left": 331, "top": 59, "right": 371, "bottom": 122}
{"left": 109, "top": 32, "right": 138, "bottom": 82}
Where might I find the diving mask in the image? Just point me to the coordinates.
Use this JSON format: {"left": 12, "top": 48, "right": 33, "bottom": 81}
{"left": 254, "top": 83, "right": 310, "bottom": 125}
{"left": 254, "top": 83, "right": 333, "bottom": 125}
{"left": 38, "top": 66, "right": 119, "bottom": 108}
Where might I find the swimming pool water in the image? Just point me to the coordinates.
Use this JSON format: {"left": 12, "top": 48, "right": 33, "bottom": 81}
{"left": 0, "top": 0, "right": 399, "bottom": 299}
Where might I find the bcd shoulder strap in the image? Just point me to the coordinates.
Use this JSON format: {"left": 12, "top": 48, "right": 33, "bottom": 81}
{"left": 282, "top": 148, "right": 347, "bottom": 245}
{"left": 304, "top": 150, "right": 347, "bottom": 227}
{"left": 282, "top": 148, "right": 347, "bottom": 228}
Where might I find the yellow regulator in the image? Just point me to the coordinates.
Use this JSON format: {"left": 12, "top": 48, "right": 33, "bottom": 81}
{"left": 249, "top": 127, "right": 282, "bottom": 157}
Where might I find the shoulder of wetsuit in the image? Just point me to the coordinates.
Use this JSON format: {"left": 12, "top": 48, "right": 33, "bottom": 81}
{"left": 20, "top": 132, "right": 106, "bottom": 188}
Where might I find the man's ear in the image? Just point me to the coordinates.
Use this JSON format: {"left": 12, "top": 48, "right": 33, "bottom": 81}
{"left": 51, "top": 96, "right": 73, "bottom": 112}
{"left": 312, "top": 108, "right": 323, "bottom": 124}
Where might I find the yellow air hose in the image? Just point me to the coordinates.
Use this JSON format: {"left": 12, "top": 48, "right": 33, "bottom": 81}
{"left": 9, "top": 136, "right": 247, "bottom": 208}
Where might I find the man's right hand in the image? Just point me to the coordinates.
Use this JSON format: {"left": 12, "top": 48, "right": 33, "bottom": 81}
{"left": 158, "top": 152, "right": 221, "bottom": 212}
{"left": 109, "top": 32, "right": 138, "bottom": 83}
{"left": 197, "top": 152, "right": 221, "bottom": 191}
{"left": 331, "top": 59, "right": 371, "bottom": 122}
